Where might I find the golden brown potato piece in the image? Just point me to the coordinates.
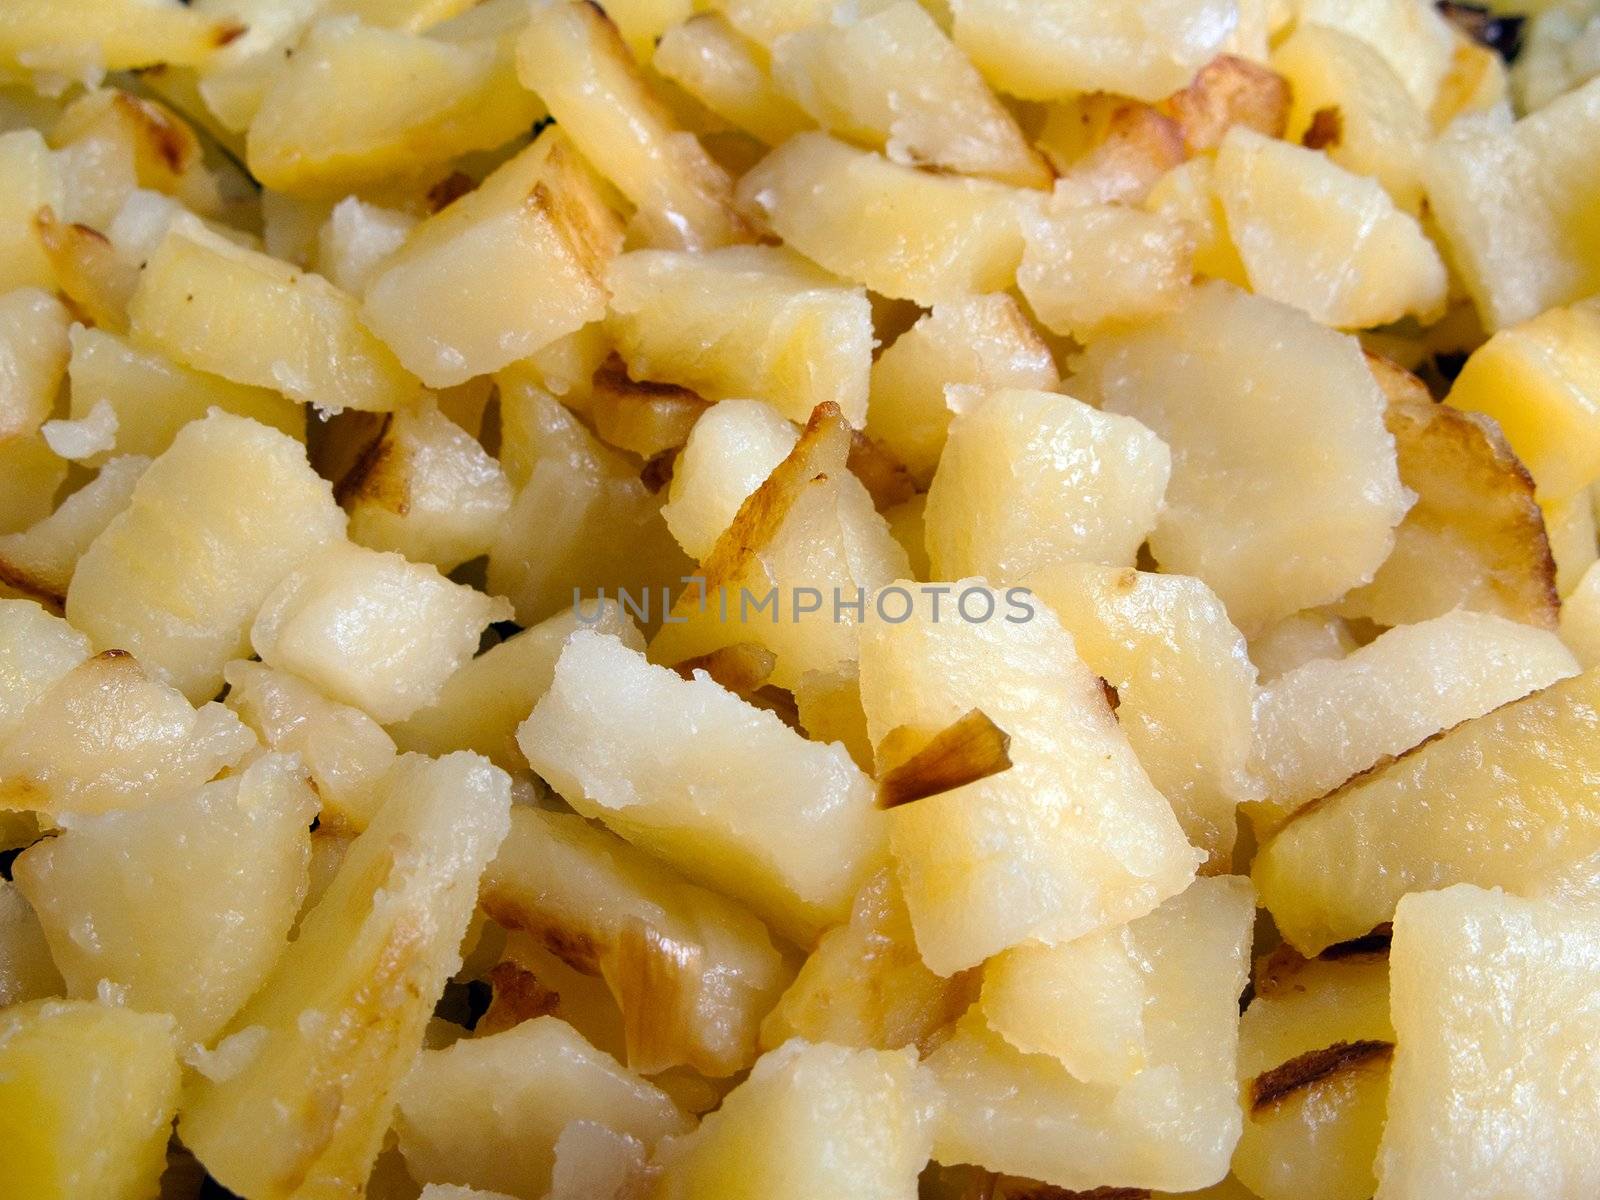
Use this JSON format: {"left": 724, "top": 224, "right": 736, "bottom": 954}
{"left": 1164, "top": 54, "right": 1292, "bottom": 155}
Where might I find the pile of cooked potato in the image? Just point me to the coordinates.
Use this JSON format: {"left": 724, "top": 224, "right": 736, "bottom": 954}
{"left": 2, "top": 0, "right": 1600, "bottom": 1196}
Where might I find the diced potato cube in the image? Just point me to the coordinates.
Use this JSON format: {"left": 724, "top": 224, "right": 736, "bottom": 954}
{"left": 1379, "top": 885, "right": 1600, "bottom": 1199}
{"left": 518, "top": 629, "right": 886, "bottom": 944}
{"left": 0, "top": 999, "right": 179, "bottom": 1200}
{"left": 858, "top": 582, "right": 1199, "bottom": 974}
{"left": 1214, "top": 127, "right": 1446, "bottom": 329}
{"left": 396, "top": 1016, "right": 691, "bottom": 1198}
{"left": 224, "top": 660, "right": 397, "bottom": 831}
{"left": 66, "top": 410, "right": 346, "bottom": 701}
{"left": 770, "top": 1, "right": 1047, "bottom": 187}
{"left": 926, "top": 876, "right": 1252, "bottom": 1192}
{"left": 180, "top": 751, "right": 512, "bottom": 1200}
{"left": 127, "top": 219, "right": 421, "bottom": 413}
{"left": 251, "top": 540, "right": 511, "bottom": 724}
{"left": 481, "top": 806, "right": 791, "bottom": 1076}
{"left": 735, "top": 132, "right": 1031, "bottom": 305}
{"left": 0, "top": 648, "right": 254, "bottom": 817}
{"left": 0, "top": 287, "right": 70, "bottom": 441}
{"left": 1025, "top": 564, "right": 1257, "bottom": 869}
{"left": 0, "top": 0, "right": 241, "bottom": 76}
{"left": 661, "top": 398, "right": 798, "bottom": 560}
{"left": 925, "top": 388, "right": 1171, "bottom": 581}
{"left": 866, "top": 294, "right": 1055, "bottom": 488}
{"left": 13, "top": 752, "right": 315, "bottom": 1044}
{"left": 1254, "top": 668, "right": 1600, "bottom": 953}
{"left": 654, "top": 14, "right": 810, "bottom": 146}
{"left": 0, "top": 129, "right": 60, "bottom": 292}
{"left": 362, "top": 130, "right": 623, "bottom": 388}
{"left": 517, "top": 0, "right": 745, "bottom": 251}
{"left": 1295, "top": 0, "right": 1456, "bottom": 111}
{"left": 1073, "top": 282, "right": 1410, "bottom": 634}
{"left": 607, "top": 245, "right": 872, "bottom": 427}
{"left": 655, "top": 1039, "right": 934, "bottom": 1200}
{"left": 948, "top": 0, "right": 1240, "bottom": 102}
{"left": 0, "top": 457, "right": 143, "bottom": 610}
{"left": 0, "top": 880, "right": 62, "bottom": 1007}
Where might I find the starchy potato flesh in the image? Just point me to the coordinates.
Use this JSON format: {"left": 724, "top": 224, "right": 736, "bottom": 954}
{"left": 661, "top": 398, "right": 799, "bottom": 560}
{"left": 1248, "top": 610, "right": 1579, "bottom": 833}
{"left": 927, "top": 876, "right": 1253, "bottom": 1192}
{"left": 1040, "top": 92, "right": 1187, "bottom": 206}
{"left": 0, "top": 286, "right": 69, "bottom": 440}
{"left": 0, "top": 880, "right": 62, "bottom": 1008}
{"left": 0, "top": 598, "right": 91, "bottom": 739}
{"left": 13, "top": 752, "right": 315, "bottom": 1044}
{"left": 1255, "top": 668, "right": 1600, "bottom": 953}
{"left": 315, "top": 197, "right": 417, "bottom": 296}
{"left": 49, "top": 87, "right": 219, "bottom": 223}
{"left": 395, "top": 1016, "right": 690, "bottom": 1199}
{"left": 1296, "top": 0, "right": 1456, "bottom": 111}
{"left": 858, "top": 582, "right": 1199, "bottom": 975}
{"left": 0, "top": 129, "right": 61, "bottom": 293}
{"left": 0, "top": 999, "right": 180, "bottom": 1200}
{"left": 1143, "top": 155, "right": 1249, "bottom": 286}
{"left": 0, "top": 454, "right": 136, "bottom": 607}
{"left": 1543, "top": 487, "right": 1598, "bottom": 596}
{"left": 0, "top": 431, "right": 67, "bottom": 536}
{"left": 179, "top": 751, "right": 511, "bottom": 1200}
{"left": 1562, "top": 558, "right": 1600, "bottom": 666}
{"left": 654, "top": 14, "right": 812, "bottom": 146}
{"left": 925, "top": 388, "right": 1172, "bottom": 583}
{"left": 1074, "top": 282, "right": 1411, "bottom": 634}
{"left": 0, "top": 0, "right": 240, "bottom": 76}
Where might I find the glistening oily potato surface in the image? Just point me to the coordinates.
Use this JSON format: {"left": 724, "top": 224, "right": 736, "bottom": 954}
{"left": 2, "top": 3, "right": 1600, "bottom": 1199}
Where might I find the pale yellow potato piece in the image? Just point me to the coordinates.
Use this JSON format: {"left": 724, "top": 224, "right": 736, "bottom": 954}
{"left": 760, "top": 866, "right": 977, "bottom": 1054}
{"left": 251, "top": 540, "right": 511, "bottom": 724}
{"left": 66, "top": 410, "right": 346, "bottom": 701}
{"left": 1270, "top": 23, "right": 1429, "bottom": 213}
{"left": 792, "top": 660, "right": 876, "bottom": 771}
{"left": 1561, "top": 558, "right": 1600, "bottom": 666}
{"left": 1513, "top": 0, "right": 1600, "bottom": 113}
{"left": 655, "top": 1039, "right": 935, "bottom": 1200}
{"left": 180, "top": 751, "right": 512, "bottom": 1200}
{"left": 949, "top": 0, "right": 1241, "bottom": 101}
{"left": 518, "top": 629, "right": 886, "bottom": 944}
{"left": 1144, "top": 155, "right": 1249, "bottom": 287}
{"left": 1543, "top": 488, "right": 1598, "bottom": 597}
{"left": 481, "top": 806, "right": 791, "bottom": 1077}
{"left": 1425, "top": 79, "right": 1600, "bottom": 331}
{"left": 49, "top": 87, "right": 220, "bottom": 220}
{"left": 0, "top": 880, "right": 60, "bottom": 1010}
{"left": 223, "top": 660, "right": 398, "bottom": 832}
{"left": 341, "top": 397, "right": 512, "bottom": 572}
{"left": 708, "top": 0, "right": 833, "bottom": 46}
{"left": 606, "top": 245, "right": 872, "bottom": 427}
{"left": 736, "top": 132, "right": 1031, "bottom": 305}
{"left": 1214, "top": 127, "right": 1446, "bottom": 329}
{"left": 980, "top": 925, "right": 1150, "bottom": 1085}
{"left": 1074, "top": 282, "right": 1409, "bottom": 634}
{"left": 66, "top": 325, "right": 304, "bottom": 467}
{"left": 0, "top": 431, "right": 67, "bottom": 535}
{"left": 0, "top": 456, "right": 146, "bottom": 609}
{"left": 517, "top": 0, "right": 745, "bottom": 251}
{"left": 1379, "top": 885, "right": 1600, "bottom": 1199}
{"left": 1025, "top": 563, "right": 1258, "bottom": 869}
{"left": 926, "top": 876, "right": 1253, "bottom": 1192}
{"left": 0, "top": 648, "right": 253, "bottom": 818}
{"left": 128, "top": 219, "right": 421, "bottom": 414}
{"left": 0, "top": 287, "right": 69, "bottom": 441}
{"left": 1249, "top": 609, "right": 1357, "bottom": 681}
{"left": 1296, "top": 0, "right": 1456, "bottom": 111}
{"left": 0, "top": 130, "right": 60, "bottom": 292}
{"left": 314, "top": 197, "right": 417, "bottom": 296}
{"left": 0, "top": 597, "right": 90, "bottom": 740}
{"left": 246, "top": 11, "right": 542, "bottom": 196}
{"left": 1254, "top": 668, "right": 1600, "bottom": 953}
{"left": 858, "top": 582, "right": 1199, "bottom": 974}
{"left": 925, "top": 388, "right": 1171, "bottom": 582}
{"left": 1249, "top": 611, "right": 1578, "bottom": 833}
{"left": 14, "top": 752, "right": 314, "bottom": 1045}
{"left": 0, "top": 0, "right": 240, "bottom": 76}
{"left": 654, "top": 14, "right": 810, "bottom": 146}
{"left": 396, "top": 1016, "right": 690, "bottom": 1199}
{"left": 0, "top": 999, "right": 179, "bottom": 1200}
{"left": 363, "top": 130, "right": 623, "bottom": 388}
{"left": 770, "top": 1, "right": 1047, "bottom": 187}
{"left": 661, "top": 398, "right": 798, "bottom": 561}
{"left": 866, "top": 294, "right": 1055, "bottom": 488}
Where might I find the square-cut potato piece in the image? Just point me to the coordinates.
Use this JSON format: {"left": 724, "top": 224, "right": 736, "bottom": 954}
{"left": 924, "top": 388, "right": 1171, "bottom": 582}
{"left": 516, "top": 0, "right": 745, "bottom": 251}
{"left": 866, "top": 294, "right": 1055, "bottom": 488}
{"left": 770, "top": 1, "right": 1047, "bottom": 187}
{"left": 518, "top": 629, "right": 886, "bottom": 944}
{"left": 0, "top": 287, "right": 70, "bottom": 441}
{"left": 1073, "top": 282, "right": 1410, "bottom": 635}
{"left": 66, "top": 410, "right": 346, "bottom": 701}
{"left": 1248, "top": 610, "right": 1578, "bottom": 834}
{"left": 0, "top": 999, "right": 180, "bottom": 1200}
{"left": 13, "top": 752, "right": 315, "bottom": 1044}
{"left": 736, "top": 132, "right": 1032, "bottom": 306}
{"left": 858, "top": 581, "right": 1199, "bottom": 975}
{"left": 1025, "top": 563, "right": 1258, "bottom": 869}
{"left": 180, "top": 751, "right": 511, "bottom": 1200}
{"left": 926, "top": 876, "right": 1253, "bottom": 1192}
{"left": 395, "top": 1016, "right": 690, "bottom": 1199}
{"left": 661, "top": 398, "right": 798, "bottom": 560}
{"left": 655, "top": 1039, "right": 934, "bottom": 1200}
{"left": 1379, "top": 885, "right": 1600, "bottom": 1199}
{"left": 607, "top": 245, "right": 871, "bottom": 426}
{"left": 0, "top": 130, "right": 60, "bottom": 292}
{"left": 251, "top": 540, "right": 511, "bottom": 724}
{"left": 481, "top": 805, "right": 791, "bottom": 1076}
{"left": 654, "top": 14, "right": 810, "bottom": 146}
{"left": 362, "top": 129, "right": 623, "bottom": 388}
{"left": 1254, "top": 668, "right": 1600, "bottom": 954}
